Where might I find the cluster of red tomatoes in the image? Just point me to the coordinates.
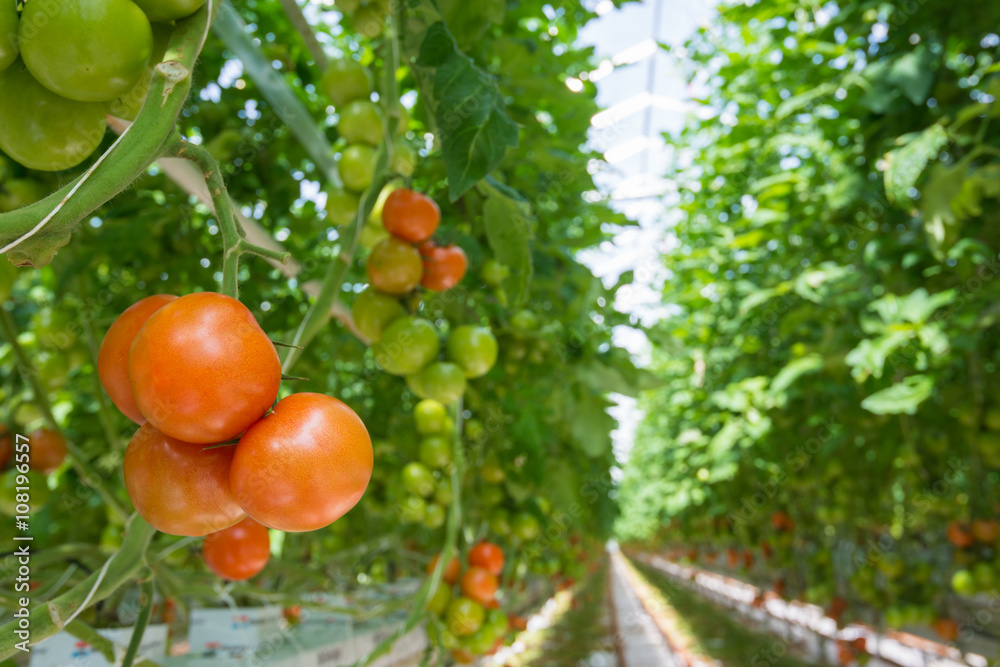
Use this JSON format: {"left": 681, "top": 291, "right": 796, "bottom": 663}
{"left": 425, "top": 542, "right": 520, "bottom": 663}
{"left": 352, "top": 188, "right": 498, "bottom": 405}
{"left": 0, "top": 0, "right": 207, "bottom": 172}
{"left": 97, "top": 292, "right": 374, "bottom": 555}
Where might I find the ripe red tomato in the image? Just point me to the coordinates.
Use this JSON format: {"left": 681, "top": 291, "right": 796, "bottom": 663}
{"left": 460, "top": 566, "right": 498, "bottom": 605}
{"left": 230, "top": 393, "right": 373, "bottom": 532}
{"left": 28, "top": 428, "right": 67, "bottom": 473}
{"left": 98, "top": 294, "right": 177, "bottom": 424}
{"left": 468, "top": 542, "right": 504, "bottom": 577}
{"left": 367, "top": 238, "right": 423, "bottom": 294}
{"left": 123, "top": 424, "right": 245, "bottom": 536}
{"left": 203, "top": 517, "right": 270, "bottom": 581}
{"left": 427, "top": 553, "right": 461, "bottom": 585}
{"left": 419, "top": 242, "right": 467, "bottom": 292}
{"left": 128, "top": 292, "right": 281, "bottom": 444}
{"left": 382, "top": 189, "right": 440, "bottom": 243}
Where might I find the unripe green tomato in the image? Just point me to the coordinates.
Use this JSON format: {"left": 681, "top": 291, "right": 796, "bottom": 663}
{"left": 408, "top": 362, "right": 467, "bottom": 405}
{"left": 352, "top": 289, "right": 405, "bottom": 343}
{"left": 322, "top": 58, "right": 372, "bottom": 107}
{"left": 481, "top": 456, "right": 505, "bottom": 484}
{"left": 434, "top": 479, "right": 454, "bottom": 505}
{"left": 371, "top": 316, "right": 440, "bottom": 376}
{"left": 480, "top": 260, "right": 509, "bottom": 287}
{"left": 326, "top": 188, "right": 361, "bottom": 226}
{"left": 0, "top": 469, "right": 50, "bottom": 516}
{"left": 0, "top": 1, "right": 19, "bottom": 72}
{"left": 335, "top": 0, "right": 362, "bottom": 12}
{"left": 398, "top": 495, "right": 426, "bottom": 523}
{"left": 0, "top": 66, "right": 106, "bottom": 172}
{"left": 0, "top": 179, "right": 47, "bottom": 213}
{"left": 510, "top": 310, "right": 540, "bottom": 334}
{"left": 464, "top": 418, "right": 485, "bottom": 442}
{"left": 447, "top": 326, "right": 499, "bottom": 378}
{"left": 488, "top": 509, "right": 511, "bottom": 536}
{"left": 427, "top": 583, "right": 452, "bottom": 616}
{"left": 479, "top": 485, "right": 504, "bottom": 507}
{"left": 401, "top": 462, "right": 436, "bottom": 498}
{"left": 339, "top": 100, "right": 383, "bottom": 145}
{"left": 461, "top": 625, "right": 495, "bottom": 654}
{"left": 340, "top": 144, "right": 377, "bottom": 192}
{"left": 511, "top": 513, "right": 540, "bottom": 541}
{"left": 359, "top": 222, "right": 390, "bottom": 250}
{"left": 419, "top": 436, "right": 453, "bottom": 469}
{"left": 447, "top": 597, "right": 485, "bottom": 637}
{"left": 353, "top": 2, "right": 385, "bottom": 38}
{"left": 414, "top": 399, "right": 449, "bottom": 435}
{"left": 132, "top": 0, "right": 208, "bottom": 22}
{"left": 423, "top": 502, "right": 446, "bottom": 529}
{"left": 391, "top": 140, "right": 417, "bottom": 177}
{"left": 20, "top": 0, "right": 153, "bottom": 102}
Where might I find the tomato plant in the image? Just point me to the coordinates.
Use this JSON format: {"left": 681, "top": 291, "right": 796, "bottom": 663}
{"left": 382, "top": 189, "right": 440, "bottom": 243}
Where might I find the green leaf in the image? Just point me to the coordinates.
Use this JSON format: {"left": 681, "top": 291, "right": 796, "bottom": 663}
{"left": 861, "top": 374, "right": 935, "bottom": 415}
{"left": 884, "top": 124, "right": 948, "bottom": 203}
{"left": 482, "top": 184, "right": 533, "bottom": 305}
{"left": 886, "top": 46, "right": 936, "bottom": 105}
{"left": 417, "top": 22, "right": 519, "bottom": 201}
{"left": 920, "top": 162, "right": 967, "bottom": 259}
{"left": 774, "top": 82, "right": 838, "bottom": 119}
{"left": 770, "top": 354, "right": 823, "bottom": 397}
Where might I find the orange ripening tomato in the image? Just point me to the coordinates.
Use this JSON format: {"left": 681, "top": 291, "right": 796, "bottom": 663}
{"left": 381, "top": 189, "right": 440, "bottom": 243}
{"left": 460, "top": 566, "right": 498, "bottom": 605}
{"left": 203, "top": 517, "right": 271, "bottom": 581}
{"left": 128, "top": 292, "right": 281, "bottom": 444}
{"left": 468, "top": 542, "right": 504, "bottom": 577}
{"left": 97, "top": 294, "right": 177, "bottom": 424}
{"left": 947, "top": 521, "right": 974, "bottom": 549}
{"left": 419, "top": 242, "right": 467, "bottom": 292}
{"left": 123, "top": 423, "right": 245, "bottom": 536}
{"left": 427, "top": 553, "right": 461, "bottom": 585}
{"left": 28, "top": 428, "right": 67, "bottom": 473}
{"left": 230, "top": 393, "right": 373, "bottom": 532}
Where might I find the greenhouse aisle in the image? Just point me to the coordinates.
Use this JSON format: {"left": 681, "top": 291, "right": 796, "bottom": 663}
{"left": 608, "top": 552, "right": 680, "bottom": 666}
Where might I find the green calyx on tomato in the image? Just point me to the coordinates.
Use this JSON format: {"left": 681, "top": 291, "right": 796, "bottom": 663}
{"left": 132, "top": 0, "right": 208, "bottom": 22}
{"left": 0, "top": 64, "right": 107, "bottom": 172}
{"left": 407, "top": 362, "right": 467, "bottom": 406}
{"left": 20, "top": 0, "right": 153, "bottom": 102}
{"left": 322, "top": 58, "right": 373, "bottom": 107}
{"left": 0, "top": 1, "right": 19, "bottom": 72}
{"left": 401, "top": 461, "right": 436, "bottom": 498}
{"left": 352, "top": 288, "right": 405, "bottom": 342}
{"left": 340, "top": 144, "right": 378, "bottom": 192}
{"left": 339, "top": 100, "right": 383, "bottom": 146}
{"left": 447, "top": 326, "right": 499, "bottom": 378}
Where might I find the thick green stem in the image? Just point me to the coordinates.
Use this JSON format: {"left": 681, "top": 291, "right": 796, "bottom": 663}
{"left": 0, "top": 309, "right": 129, "bottom": 521}
{"left": 0, "top": 1, "right": 219, "bottom": 267}
{"left": 0, "top": 515, "right": 156, "bottom": 658}
{"left": 282, "top": 15, "right": 402, "bottom": 373}
{"left": 162, "top": 137, "right": 243, "bottom": 298}
{"left": 277, "top": 0, "right": 329, "bottom": 70}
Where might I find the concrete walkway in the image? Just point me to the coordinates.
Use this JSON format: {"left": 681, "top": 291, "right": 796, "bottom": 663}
{"left": 608, "top": 552, "right": 680, "bottom": 667}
